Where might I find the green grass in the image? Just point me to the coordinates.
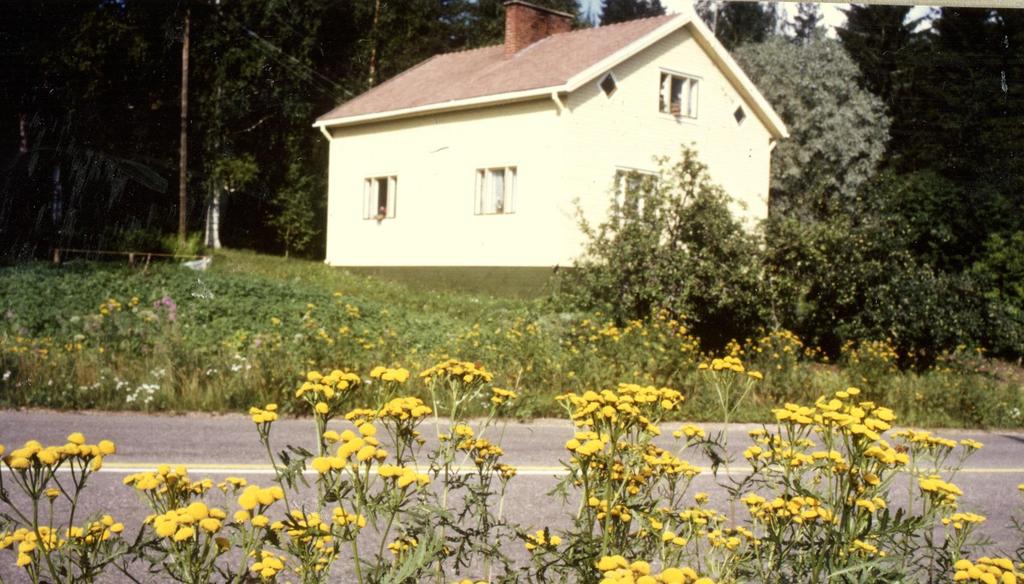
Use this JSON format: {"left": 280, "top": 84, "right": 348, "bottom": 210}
{"left": 1, "top": 249, "right": 1021, "bottom": 428}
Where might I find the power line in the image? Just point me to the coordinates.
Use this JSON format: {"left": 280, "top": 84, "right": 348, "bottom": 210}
{"left": 214, "top": 16, "right": 341, "bottom": 97}
{"left": 212, "top": 10, "right": 345, "bottom": 98}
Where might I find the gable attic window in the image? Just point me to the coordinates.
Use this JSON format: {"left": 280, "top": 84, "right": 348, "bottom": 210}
{"left": 659, "top": 71, "right": 699, "bottom": 118}
{"left": 734, "top": 105, "right": 746, "bottom": 124}
{"left": 363, "top": 176, "right": 397, "bottom": 220}
{"left": 475, "top": 167, "right": 517, "bottom": 215}
{"left": 599, "top": 73, "right": 618, "bottom": 97}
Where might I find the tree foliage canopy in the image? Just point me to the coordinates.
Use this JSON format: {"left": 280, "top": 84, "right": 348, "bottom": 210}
{"left": 792, "top": 3, "right": 823, "bottom": 43}
{"left": 836, "top": 5, "right": 918, "bottom": 105}
{"left": 836, "top": 6, "right": 1024, "bottom": 274}
{"left": 695, "top": 0, "right": 778, "bottom": 49}
{"left": 600, "top": 0, "right": 665, "bottom": 25}
{"left": 733, "top": 37, "right": 890, "bottom": 220}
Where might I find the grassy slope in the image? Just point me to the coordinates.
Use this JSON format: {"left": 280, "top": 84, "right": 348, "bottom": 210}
{"left": 1, "top": 250, "right": 536, "bottom": 347}
{"left": 0, "top": 250, "right": 557, "bottom": 414}
{"left": 2, "top": 250, "right": 1022, "bottom": 427}
{"left": 209, "top": 249, "right": 538, "bottom": 322}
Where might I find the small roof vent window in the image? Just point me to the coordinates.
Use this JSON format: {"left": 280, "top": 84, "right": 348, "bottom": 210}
{"left": 600, "top": 73, "right": 617, "bottom": 97}
{"left": 734, "top": 105, "right": 746, "bottom": 124}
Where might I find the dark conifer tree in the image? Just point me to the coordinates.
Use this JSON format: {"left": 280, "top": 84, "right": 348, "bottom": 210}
{"left": 793, "top": 3, "right": 822, "bottom": 43}
{"left": 696, "top": 1, "right": 778, "bottom": 49}
{"left": 600, "top": 0, "right": 666, "bottom": 25}
{"left": 838, "top": 5, "right": 919, "bottom": 104}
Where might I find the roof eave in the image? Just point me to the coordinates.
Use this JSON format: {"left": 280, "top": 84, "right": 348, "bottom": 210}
{"left": 564, "top": 14, "right": 689, "bottom": 93}
{"left": 313, "top": 86, "right": 563, "bottom": 130}
{"left": 314, "top": 11, "right": 789, "bottom": 141}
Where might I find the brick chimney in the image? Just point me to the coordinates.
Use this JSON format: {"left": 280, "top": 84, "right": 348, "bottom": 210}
{"left": 504, "top": 1, "right": 573, "bottom": 57}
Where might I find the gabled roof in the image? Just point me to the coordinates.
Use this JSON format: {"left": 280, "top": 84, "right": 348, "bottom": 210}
{"left": 315, "top": 10, "right": 788, "bottom": 140}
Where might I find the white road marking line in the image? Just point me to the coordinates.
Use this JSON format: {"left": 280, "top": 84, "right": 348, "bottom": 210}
{"left": 6, "top": 463, "right": 1023, "bottom": 477}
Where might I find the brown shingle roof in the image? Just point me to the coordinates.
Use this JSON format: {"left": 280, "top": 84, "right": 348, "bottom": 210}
{"left": 316, "top": 14, "right": 677, "bottom": 124}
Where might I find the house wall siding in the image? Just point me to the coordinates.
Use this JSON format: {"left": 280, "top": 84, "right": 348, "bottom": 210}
{"left": 324, "top": 99, "right": 568, "bottom": 267}
{"left": 561, "top": 27, "right": 773, "bottom": 263}
{"left": 323, "top": 25, "right": 775, "bottom": 269}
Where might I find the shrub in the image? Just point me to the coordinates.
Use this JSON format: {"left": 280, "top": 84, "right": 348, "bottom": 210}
{"left": 160, "top": 232, "right": 205, "bottom": 258}
{"left": 973, "top": 231, "right": 1024, "bottom": 310}
{"left": 765, "top": 214, "right": 1024, "bottom": 365}
{"left": 564, "top": 147, "right": 768, "bottom": 348}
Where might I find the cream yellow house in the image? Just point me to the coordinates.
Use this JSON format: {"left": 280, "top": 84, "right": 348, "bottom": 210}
{"left": 314, "top": 1, "right": 787, "bottom": 273}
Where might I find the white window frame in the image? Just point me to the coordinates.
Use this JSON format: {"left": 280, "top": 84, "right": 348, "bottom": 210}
{"left": 614, "top": 167, "right": 659, "bottom": 215}
{"left": 659, "top": 70, "right": 700, "bottom": 119}
{"left": 363, "top": 175, "right": 397, "bottom": 220}
{"left": 474, "top": 166, "right": 517, "bottom": 215}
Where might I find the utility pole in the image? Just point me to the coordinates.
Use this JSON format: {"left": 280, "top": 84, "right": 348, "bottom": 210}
{"left": 178, "top": 4, "right": 190, "bottom": 243}
{"left": 367, "top": 0, "right": 381, "bottom": 87}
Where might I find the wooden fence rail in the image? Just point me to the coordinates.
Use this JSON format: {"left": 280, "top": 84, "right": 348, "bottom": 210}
{"left": 51, "top": 248, "right": 209, "bottom": 268}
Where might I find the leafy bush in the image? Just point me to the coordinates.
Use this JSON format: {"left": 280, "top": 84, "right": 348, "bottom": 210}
{"left": 564, "top": 148, "right": 768, "bottom": 347}
{"left": 972, "top": 231, "right": 1024, "bottom": 311}
{"left": 160, "top": 232, "right": 206, "bottom": 258}
{"left": 765, "top": 211, "right": 1024, "bottom": 364}
{"left": 107, "top": 225, "right": 166, "bottom": 253}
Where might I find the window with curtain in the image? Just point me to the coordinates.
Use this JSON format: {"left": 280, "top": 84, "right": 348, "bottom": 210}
{"left": 475, "top": 167, "right": 516, "bottom": 215}
{"left": 363, "top": 176, "right": 397, "bottom": 220}
{"left": 659, "top": 71, "right": 699, "bottom": 118}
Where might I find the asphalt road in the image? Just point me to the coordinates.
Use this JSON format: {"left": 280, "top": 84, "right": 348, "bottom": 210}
{"left": 1, "top": 410, "right": 1023, "bottom": 582}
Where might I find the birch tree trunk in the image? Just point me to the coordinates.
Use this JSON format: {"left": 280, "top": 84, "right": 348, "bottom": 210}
{"left": 204, "top": 185, "right": 222, "bottom": 249}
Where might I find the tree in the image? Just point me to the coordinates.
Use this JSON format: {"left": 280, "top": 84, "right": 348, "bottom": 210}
{"left": 268, "top": 150, "right": 317, "bottom": 258}
{"left": 765, "top": 213, "right": 1017, "bottom": 363}
{"left": 567, "top": 148, "right": 768, "bottom": 346}
{"left": 971, "top": 231, "right": 1024, "bottom": 312}
{"left": 838, "top": 6, "right": 1024, "bottom": 275}
{"left": 696, "top": 1, "right": 778, "bottom": 49}
{"left": 733, "top": 37, "right": 890, "bottom": 220}
{"left": 600, "top": 0, "right": 665, "bottom": 25}
{"left": 203, "top": 155, "right": 257, "bottom": 249}
{"left": 0, "top": 1, "right": 178, "bottom": 256}
{"left": 857, "top": 170, "right": 967, "bottom": 272}
{"left": 178, "top": 4, "right": 190, "bottom": 243}
{"left": 792, "top": 3, "right": 822, "bottom": 43}
{"left": 765, "top": 167, "right": 1024, "bottom": 363}
{"left": 190, "top": 0, "right": 328, "bottom": 252}
{"left": 877, "top": 7, "right": 1024, "bottom": 270}
{"left": 360, "top": 0, "right": 479, "bottom": 86}
{"left": 837, "top": 4, "right": 918, "bottom": 105}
